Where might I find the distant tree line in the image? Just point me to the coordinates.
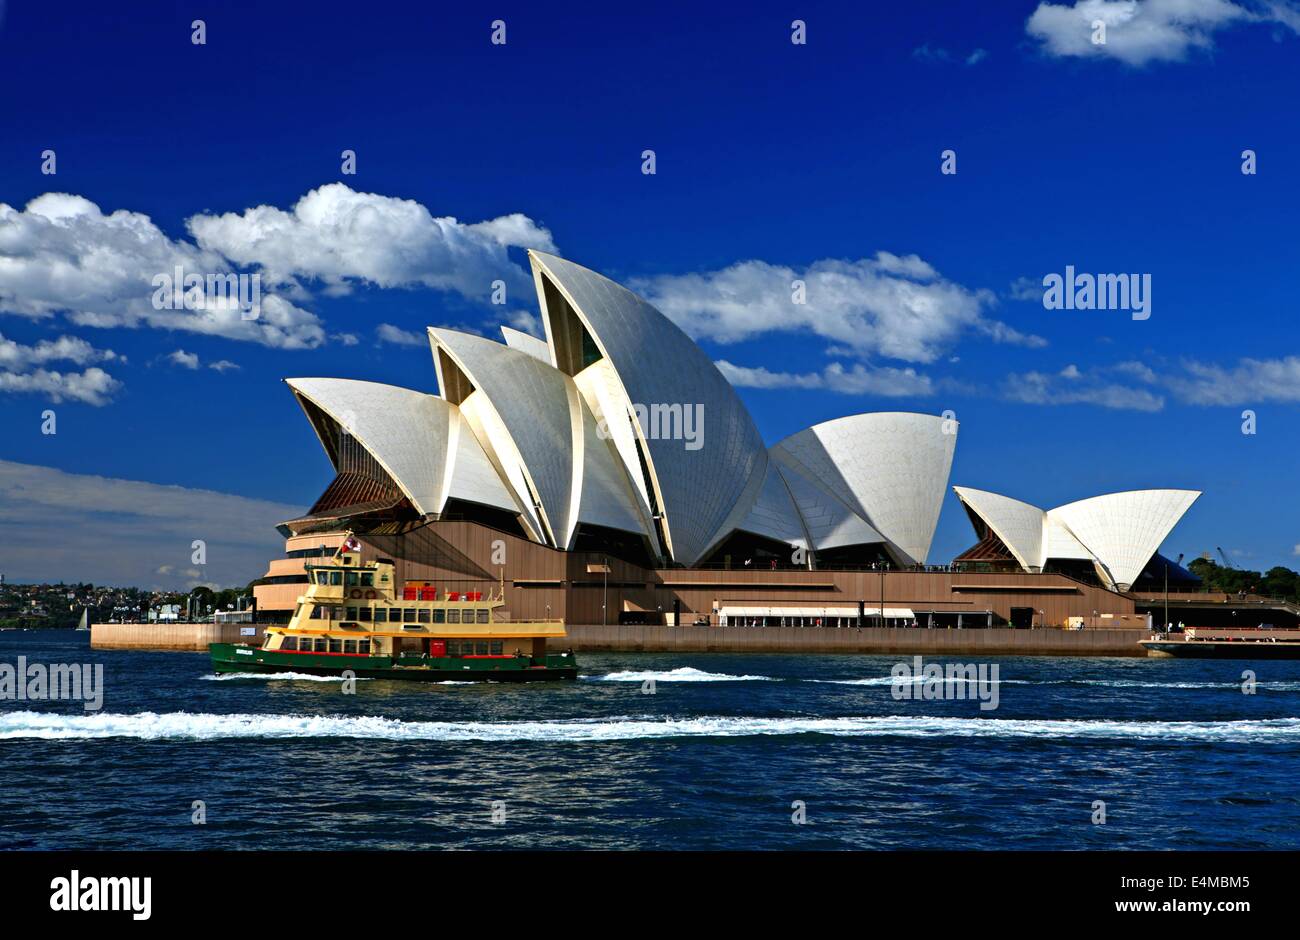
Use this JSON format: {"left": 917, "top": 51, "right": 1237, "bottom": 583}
{"left": 1187, "top": 558, "right": 1300, "bottom": 601}
{"left": 0, "top": 580, "right": 258, "bottom": 629}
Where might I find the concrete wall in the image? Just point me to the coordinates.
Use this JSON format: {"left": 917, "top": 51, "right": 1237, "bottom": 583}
{"left": 255, "top": 520, "right": 1140, "bottom": 631}
{"left": 91, "top": 622, "right": 266, "bottom": 652}
{"left": 562, "top": 623, "right": 1145, "bottom": 657}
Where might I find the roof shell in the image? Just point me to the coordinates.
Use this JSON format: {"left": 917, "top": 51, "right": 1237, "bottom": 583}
{"left": 772, "top": 412, "right": 956, "bottom": 564}
{"left": 430, "top": 328, "right": 576, "bottom": 544}
{"left": 430, "top": 327, "right": 647, "bottom": 547}
{"left": 953, "top": 484, "right": 1201, "bottom": 591}
{"left": 285, "top": 376, "right": 513, "bottom": 515}
{"left": 1048, "top": 489, "right": 1201, "bottom": 590}
{"left": 529, "top": 250, "right": 767, "bottom": 565}
{"left": 952, "top": 486, "right": 1046, "bottom": 572}
{"left": 500, "top": 325, "right": 551, "bottom": 362}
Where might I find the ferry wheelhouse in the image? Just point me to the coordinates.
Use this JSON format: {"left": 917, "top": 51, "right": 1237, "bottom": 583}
{"left": 210, "top": 545, "right": 576, "bottom": 681}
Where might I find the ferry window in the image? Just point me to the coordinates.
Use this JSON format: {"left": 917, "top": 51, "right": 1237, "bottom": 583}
{"left": 330, "top": 571, "right": 343, "bottom": 586}
{"left": 489, "top": 641, "right": 503, "bottom": 655}
{"left": 476, "top": 610, "right": 490, "bottom": 624}
{"left": 359, "top": 607, "right": 372, "bottom": 622}
{"left": 418, "top": 609, "right": 431, "bottom": 623}
{"left": 343, "top": 639, "right": 357, "bottom": 653}
{"left": 360, "top": 573, "right": 374, "bottom": 587}
{"left": 329, "top": 638, "right": 342, "bottom": 653}
{"left": 374, "top": 607, "right": 387, "bottom": 623}
{"left": 447, "top": 610, "right": 461, "bottom": 624}
{"left": 433, "top": 609, "right": 445, "bottom": 623}
{"left": 359, "top": 640, "right": 371, "bottom": 654}
{"left": 309, "top": 606, "right": 322, "bottom": 619}
{"left": 316, "top": 571, "right": 329, "bottom": 585}
{"left": 345, "top": 571, "right": 358, "bottom": 587}
{"left": 282, "top": 636, "right": 298, "bottom": 651}
{"left": 446, "top": 640, "right": 461, "bottom": 656}
{"left": 475, "top": 641, "right": 489, "bottom": 656}
{"left": 316, "top": 638, "right": 328, "bottom": 652}
{"left": 390, "top": 608, "right": 403, "bottom": 621}
{"left": 346, "top": 606, "right": 358, "bottom": 620}
{"left": 404, "top": 608, "right": 416, "bottom": 620}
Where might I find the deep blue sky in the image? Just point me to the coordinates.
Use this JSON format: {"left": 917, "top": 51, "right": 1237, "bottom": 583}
{"left": 2, "top": 0, "right": 1298, "bottom": 585}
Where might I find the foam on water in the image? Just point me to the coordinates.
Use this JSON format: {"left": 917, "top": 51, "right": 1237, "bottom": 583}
{"left": 201, "top": 672, "right": 373, "bottom": 683}
{"left": 587, "top": 666, "right": 773, "bottom": 682}
{"left": 813, "top": 676, "right": 1300, "bottom": 691}
{"left": 4, "top": 710, "right": 1300, "bottom": 743}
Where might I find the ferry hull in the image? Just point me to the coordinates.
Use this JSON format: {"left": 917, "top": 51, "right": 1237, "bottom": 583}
{"left": 1141, "top": 640, "right": 1300, "bottom": 660}
{"left": 210, "top": 643, "right": 578, "bottom": 681}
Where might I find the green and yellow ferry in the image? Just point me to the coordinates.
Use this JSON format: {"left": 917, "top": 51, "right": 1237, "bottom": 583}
{"left": 210, "top": 546, "right": 577, "bottom": 681}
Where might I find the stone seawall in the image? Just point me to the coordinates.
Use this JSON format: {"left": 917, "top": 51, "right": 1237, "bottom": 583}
{"left": 91, "top": 622, "right": 266, "bottom": 652}
{"left": 563, "top": 623, "right": 1146, "bottom": 657}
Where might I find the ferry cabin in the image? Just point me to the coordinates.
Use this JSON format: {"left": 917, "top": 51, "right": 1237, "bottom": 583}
{"left": 260, "top": 551, "right": 564, "bottom": 661}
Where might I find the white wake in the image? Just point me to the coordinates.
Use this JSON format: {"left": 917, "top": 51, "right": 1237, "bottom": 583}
{"left": 3, "top": 711, "right": 1300, "bottom": 743}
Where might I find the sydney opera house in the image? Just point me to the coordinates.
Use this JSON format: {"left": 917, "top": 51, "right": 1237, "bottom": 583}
{"left": 252, "top": 251, "right": 1207, "bottom": 631}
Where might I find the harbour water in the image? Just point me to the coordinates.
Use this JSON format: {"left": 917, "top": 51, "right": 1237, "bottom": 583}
{"left": 3, "top": 631, "right": 1299, "bottom": 850}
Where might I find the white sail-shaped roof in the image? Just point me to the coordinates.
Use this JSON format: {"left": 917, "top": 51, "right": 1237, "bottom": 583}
{"left": 285, "top": 377, "right": 514, "bottom": 515}
{"left": 572, "top": 390, "right": 652, "bottom": 541}
{"left": 952, "top": 486, "right": 1046, "bottom": 572}
{"left": 443, "top": 406, "right": 518, "bottom": 512}
{"left": 529, "top": 250, "right": 767, "bottom": 565}
{"left": 1049, "top": 489, "right": 1200, "bottom": 590}
{"left": 772, "top": 413, "right": 956, "bottom": 564}
{"left": 731, "top": 460, "right": 809, "bottom": 550}
{"left": 431, "top": 328, "right": 576, "bottom": 545}
{"left": 1043, "top": 517, "right": 1092, "bottom": 561}
{"left": 500, "top": 326, "right": 551, "bottom": 362}
{"left": 774, "top": 457, "right": 886, "bottom": 551}
{"left": 430, "top": 327, "right": 647, "bottom": 548}
{"left": 954, "top": 485, "right": 1201, "bottom": 591}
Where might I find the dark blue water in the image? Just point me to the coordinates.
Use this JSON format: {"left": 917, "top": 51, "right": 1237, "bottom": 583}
{"left": 2, "top": 631, "right": 1299, "bottom": 850}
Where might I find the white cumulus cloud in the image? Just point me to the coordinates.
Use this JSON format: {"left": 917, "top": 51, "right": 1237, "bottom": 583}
{"left": 632, "top": 253, "right": 1045, "bottom": 365}
{"left": 717, "top": 360, "right": 935, "bottom": 397}
{"left": 1165, "top": 355, "right": 1300, "bottom": 404}
{"left": 375, "top": 323, "right": 426, "bottom": 346}
{"left": 0, "top": 193, "right": 326, "bottom": 349}
{"left": 0, "top": 330, "right": 123, "bottom": 405}
{"left": 1026, "top": 0, "right": 1297, "bottom": 66}
{"left": 186, "top": 183, "right": 555, "bottom": 301}
{"left": 1004, "top": 362, "right": 1166, "bottom": 411}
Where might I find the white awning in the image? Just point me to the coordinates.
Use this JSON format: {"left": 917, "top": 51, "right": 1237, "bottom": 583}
{"left": 719, "top": 605, "right": 914, "bottom": 619}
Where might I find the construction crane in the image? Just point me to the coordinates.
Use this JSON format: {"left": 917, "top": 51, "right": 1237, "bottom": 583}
{"left": 1217, "top": 546, "right": 1236, "bottom": 570}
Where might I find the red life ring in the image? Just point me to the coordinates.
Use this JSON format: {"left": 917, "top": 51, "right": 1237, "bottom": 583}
{"left": 364, "top": 589, "right": 378, "bottom": 600}
{"left": 349, "top": 588, "right": 363, "bottom": 599}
